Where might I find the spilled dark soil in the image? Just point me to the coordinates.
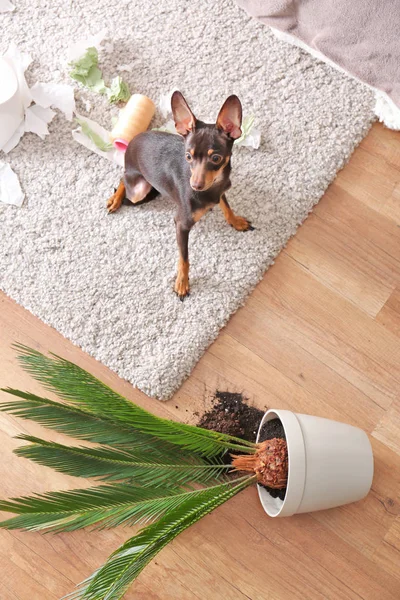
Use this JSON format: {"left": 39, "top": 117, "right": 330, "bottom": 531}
{"left": 197, "top": 391, "right": 265, "bottom": 443}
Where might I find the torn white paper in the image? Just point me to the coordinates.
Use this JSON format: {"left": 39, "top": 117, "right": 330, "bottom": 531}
{"left": 117, "top": 63, "right": 134, "bottom": 73}
{"left": 153, "top": 119, "right": 176, "bottom": 134}
{"left": 30, "top": 82, "right": 76, "bottom": 120}
{"left": 72, "top": 113, "right": 124, "bottom": 167}
{"left": 0, "top": 45, "right": 32, "bottom": 152}
{"left": 103, "top": 41, "right": 115, "bottom": 55}
{"left": 82, "top": 98, "right": 93, "bottom": 112}
{"left": 0, "top": 161, "right": 24, "bottom": 206}
{"left": 1, "top": 122, "right": 24, "bottom": 154}
{"left": 158, "top": 88, "right": 179, "bottom": 118}
{"left": 67, "top": 29, "right": 107, "bottom": 62}
{"left": 1, "top": 43, "right": 77, "bottom": 152}
{"left": 0, "top": 0, "right": 15, "bottom": 12}
{"left": 4, "top": 42, "right": 33, "bottom": 111}
{"left": 235, "top": 128, "right": 261, "bottom": 149}
{"left": 235, "top": 115, "right": 261, "bottom": 149}
{"left": 25, "top": 105, "right": 56, "bottom": 139}
{"left": 0, "top": 57, "right": 24, "bottom": 150}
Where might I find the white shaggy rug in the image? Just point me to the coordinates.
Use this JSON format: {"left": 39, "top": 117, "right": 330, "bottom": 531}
{"left": 0, "top": 0, "right": 374, "bottom": 399}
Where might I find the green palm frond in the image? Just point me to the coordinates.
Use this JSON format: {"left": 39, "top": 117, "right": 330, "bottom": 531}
{"left": 0, "top": 346, "right": 260, "bottom": 600}
{"left": 1, "top": 389, "right": 213, "bottom": 465}
{"left": 0, "top": 390, "right": 173, "bottom": 456}
{"left": 67, "top": 476, "right": 255, "bottom": 600}
{"left": 10, "top": 345, "right": 255, "bottom": 457}
{"left": 14, "top": 435, "right": 231, "bottom": 487}
{"left": 0, "top": 479, "right": 250, "bottom": 534}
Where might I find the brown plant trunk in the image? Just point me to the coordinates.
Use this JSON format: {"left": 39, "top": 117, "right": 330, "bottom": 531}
{"left": 231, "top": 438, "right": 288, "bottom": 489}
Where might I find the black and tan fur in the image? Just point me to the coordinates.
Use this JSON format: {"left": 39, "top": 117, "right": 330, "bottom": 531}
{"left": 107, "top": 91, "right": 253, "bottom": 299}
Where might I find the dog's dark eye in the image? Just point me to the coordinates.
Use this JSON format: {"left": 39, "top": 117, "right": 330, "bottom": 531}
{"left": 211, "top": 154, "right": 222, "bottom": 164}
{"left": 185, "top": 152, "right": 192, "bottom": 161}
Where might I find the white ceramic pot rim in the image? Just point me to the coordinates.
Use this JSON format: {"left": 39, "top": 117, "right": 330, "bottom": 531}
{"left": 256, "top": 409, "right": 306, "bottom": 517}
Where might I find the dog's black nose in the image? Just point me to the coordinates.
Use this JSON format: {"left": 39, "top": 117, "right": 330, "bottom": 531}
{"left": 191, "top": 182, "right": 204, "bottom": 191}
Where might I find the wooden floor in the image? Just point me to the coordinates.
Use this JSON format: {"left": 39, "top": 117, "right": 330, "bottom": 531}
{"left": 1, "top": 122, "right": 400, "bottom": 599}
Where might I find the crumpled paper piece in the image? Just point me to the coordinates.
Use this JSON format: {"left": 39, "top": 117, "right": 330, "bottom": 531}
{"left": 1, "top": 122, "right": 25, "bottom": 154}
{"left": 4, "top": 43, "right": 33, "bottom": 111}
{"left": 117, "top": 63, "right": 134, "bottom": 73}
{"left": 0, "top": 161, "right": 24, "bottom": 206}
{"left": 1, "top": 44, "right": 32, "bottom": 153}
{"left": 67, "top": 29, "right": 107, "bottom": 62}
{"left": 25, "top": 105, "right": 56, "bottom": 139}
{"left": 158, "top": 88, "right": 179, "bottom": 118}
{"left": 235, "top": 115, "right": 261, "bottom": 149}
{"left": 72, "top": 114, "right": 124, "bottom": 167}
{"left": 30, "top": 82, "right": 75, "bottom": 121}
{"left": 0, "top": 0, "right": 15, "bottom": 12}
{"left": 1, "top": 43, "right": 76, "bottom": 154}
{"left": 153, "top": 119, "right": 176, "bottom": 134}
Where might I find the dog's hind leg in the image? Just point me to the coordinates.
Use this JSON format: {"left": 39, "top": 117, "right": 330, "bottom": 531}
{"left": 125, "top": 175, "right": 153, "bottom": 205}
{"left": 107, "top": 174, "right": 155, "bottom": 214}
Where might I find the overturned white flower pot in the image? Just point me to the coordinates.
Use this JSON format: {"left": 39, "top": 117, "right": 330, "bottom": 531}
{"left": 256, "top": 409, "right": 374, "bottom": 517}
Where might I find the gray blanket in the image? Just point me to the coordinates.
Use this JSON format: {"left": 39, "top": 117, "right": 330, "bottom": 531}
{"left": 237, "top": 0, "right": 399, "bottom": 111}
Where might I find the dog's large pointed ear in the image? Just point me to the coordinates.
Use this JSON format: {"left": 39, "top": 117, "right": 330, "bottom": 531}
{"left": 216, "top": 95, "right": 242, "bottom": 140}
{"left": 171, "top": 91, "right": 197, "bottom": 136}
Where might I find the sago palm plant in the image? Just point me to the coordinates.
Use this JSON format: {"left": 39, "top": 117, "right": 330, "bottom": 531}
{"left": 0, "top": 345, "right": 288, "bottom": 600}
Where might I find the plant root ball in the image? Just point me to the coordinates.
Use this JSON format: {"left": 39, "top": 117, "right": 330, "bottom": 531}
{"left": 255, "top": 438, "right": 288, "bottom": 489}
{"left": 231, "top": 437, "right": 288, "bottom": 489}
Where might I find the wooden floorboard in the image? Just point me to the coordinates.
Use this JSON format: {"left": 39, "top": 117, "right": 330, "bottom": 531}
{"left": 377, "top": 288, "right": 400, "bottom": 337}
{"left": 0, "top": 122, "right": 399, "bottom": 599}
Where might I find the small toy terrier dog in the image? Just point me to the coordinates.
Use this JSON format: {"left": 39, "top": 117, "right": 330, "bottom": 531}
{"left": 107, "top": 91, "right": 253, "bottom": 299}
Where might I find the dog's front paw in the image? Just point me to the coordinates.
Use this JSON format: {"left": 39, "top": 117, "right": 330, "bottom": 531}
{"left": 107, "top": 192, "right": 123, "bottom": 213}
{"left": 229, "top": 215, "right": 254, "bottom": 231}
{"left": 174, "top": 275, "right": 190, "bottom": 301}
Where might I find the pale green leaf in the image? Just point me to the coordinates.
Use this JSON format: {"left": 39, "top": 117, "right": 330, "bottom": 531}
{"left": 106, "top": 76, "right": 130, "bottom": 104}
{"left": 69, "top": 47, "right": 106, "bottom": 94}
